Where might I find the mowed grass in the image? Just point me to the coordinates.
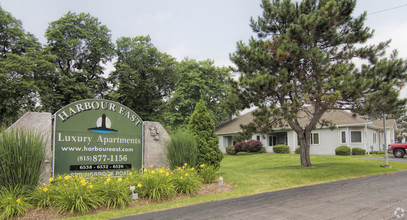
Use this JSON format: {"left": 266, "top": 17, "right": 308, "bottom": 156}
{"left": 72, "top": 154, "right": 407, "bottom": 220}
{"left": 219, "top": 154, "right": 405, "bottom": 196}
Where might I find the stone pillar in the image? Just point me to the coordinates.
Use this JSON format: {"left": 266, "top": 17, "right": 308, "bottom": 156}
{"left": 143, "top": 121, "right": 170, "bottom": 168}
{"left": 6, "top": 112, "right": 53, "bottom": 184}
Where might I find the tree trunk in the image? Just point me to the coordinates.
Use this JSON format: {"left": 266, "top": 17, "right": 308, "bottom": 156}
{"left": 298, "top": 131, "right": 312, "bottom": 167}
{"left": 286, "top": 106, "right": 325, "bottom": 168}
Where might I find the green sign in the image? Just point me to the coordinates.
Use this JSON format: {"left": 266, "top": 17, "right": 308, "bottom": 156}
{"left": 53, "top": 99, "right": 143, "bottom": 178}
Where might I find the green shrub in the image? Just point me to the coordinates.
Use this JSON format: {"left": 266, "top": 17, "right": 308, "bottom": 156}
{"left": 258, "top": 147, "right": 267, "bottom": 154}
{"left": 32, "top": 182, "right": 54, "bottom": 208}
{"left": 0, "top": 186, "right": 32, "bottom": 219}
{"left": 273, "top": 145, "right": 290, "bottom": 154}
{"left": 198, "top": 164, "right": 217, "bottom": 184}
{"left": 166, "top": 130, "right": 198, "bottom": 169}
{"left": 295, "top": 147, "right": 301, "bottom": 154}
{"left": 187, "top": 98, "right": 223, "bottom": 169}
{"left": 234, "top": 140, "right": 263, "bottom": 153}
{"left": 94, "top": 175, "right": 132, "bottom": 209}
{"left": 51, "top": 175, "right": 100, "bottom": 214}
{"left": 352, "top": 147, "right": 366, "bottom": 155}
{"left": 0, "top": 129, "right": 46, "bottom": 188}
{"left": 335, "top": 146, "right": 351, "bottom": 156}
{"left": 226, "top": 146, "right": 235, "bottom": 155}
{"left": 139, "top": 167, "right": 176, "bottom": 201}
{"left": 171, "top": 166, "right": 201, "bottom": 195}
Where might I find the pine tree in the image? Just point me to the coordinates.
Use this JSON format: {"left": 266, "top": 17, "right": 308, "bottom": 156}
{"left": 228, "top": 0, "right": 407, "bottom": 167}
{"left": 188, "top": 98, "right": 223, "bottom": 169}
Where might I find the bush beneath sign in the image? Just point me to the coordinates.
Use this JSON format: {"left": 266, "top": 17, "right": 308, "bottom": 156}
{"left": 0, "top": 164, "right": 218, "bottom": 218}
{"left": 0, "top": 186, "right": 32, "bottom": 220}
{"left": 0, "top": 129, "right": 45, "bottom": 189}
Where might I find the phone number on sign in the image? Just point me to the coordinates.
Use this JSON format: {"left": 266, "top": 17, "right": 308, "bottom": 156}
{"left": 77, "top": 155, "right": 128, "bottom": 163}
{"left": 70, "top": 164, "right": 131, "bottom": 171}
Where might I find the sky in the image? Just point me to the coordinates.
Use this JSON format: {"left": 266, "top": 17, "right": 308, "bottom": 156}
{"left": 1, "top": 0, "right": 407, "bottom": 96}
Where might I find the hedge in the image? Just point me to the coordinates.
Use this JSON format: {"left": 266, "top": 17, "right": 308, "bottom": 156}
{"left": 234, "top": 140, "right": 263, "bottom": 153}
{"left": 352, "top": 147, "right": 366, "bottom": 155}
{"left": 335, "top": 146, "right": 351, "bottom": 155}
{"left": 370, "top": 151, "right": 385, "bottom": 154}
{"left": 258, "top": 147, "right": 266, "bottom": 154}
{"left": 273, "top": 145, "right": 290, "bottom": 154}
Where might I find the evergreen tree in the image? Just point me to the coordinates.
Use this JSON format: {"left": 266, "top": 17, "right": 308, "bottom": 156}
{"left": 187, "top": 98, "right": 223, "bottom": 169}
{"left": 228, "top": 0, "right": 407, "bottom": 167}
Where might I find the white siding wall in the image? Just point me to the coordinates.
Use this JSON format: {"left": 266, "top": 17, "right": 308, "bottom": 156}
{"left": 287, "top": 130, "right": 296, "bottom": 152}
{"left": 309, "top": 129, "right": 338, "bottom": 155}
{"left": 218, "top": 136, "right": 226, "bottom": 153}
{"left": 347, "top": 128, "right": 365, "bottom": 149}
{"left": 365, "top": 129, "right": 380, "bottom": 152}
{"left": 216, "top": 125, "right": 392, "bottom": 155}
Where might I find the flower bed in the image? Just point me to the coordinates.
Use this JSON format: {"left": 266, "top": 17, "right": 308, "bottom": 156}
{"left": 0, "top": 164, "right": 222, "bottom": 219}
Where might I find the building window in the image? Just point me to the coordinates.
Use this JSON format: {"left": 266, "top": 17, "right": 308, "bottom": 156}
{"left": 269, "top": 136, "right": 277, "bottom": 146}
{"left": 311, "top": 133, "right": 319, "bottom": 145}
{"left": 257, "top": 135, "right": 260, "bottom": 141}
{"left": 373, "top": 133, "right": 377, "bottom": 144}
{"left": 351, "top": 131, "right": 362, "bottom": 143}
{"left": 341, "top": 131, "right": 346, "bottom": 143}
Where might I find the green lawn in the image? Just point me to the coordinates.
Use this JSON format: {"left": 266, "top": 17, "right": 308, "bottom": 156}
{"left": 72, "top": 154, "right": 407, "bottom": 219}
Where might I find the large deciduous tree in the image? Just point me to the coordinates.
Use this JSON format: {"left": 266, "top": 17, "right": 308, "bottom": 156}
{"left": 229, "top": 0, "right": 407, "bottom": 167}
{"left": 164, "top": 59, "right": 230, "bottom": 130}
{"left": 0, "top": 7, "right": 51, "bottom": 125}
{"left": 40, "top": 12, "right": 115, "bottom": 112}
{"left": 108, "top": 36, "right": 177, "bottom": 121}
